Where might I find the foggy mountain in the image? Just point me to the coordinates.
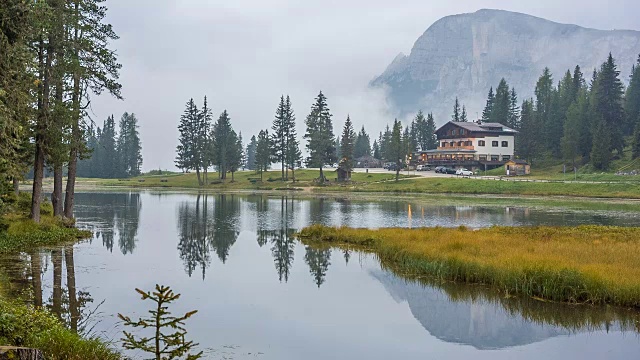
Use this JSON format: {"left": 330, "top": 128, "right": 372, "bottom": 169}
{"left": 371, "top": 9, "right": 640, "bottom": 123}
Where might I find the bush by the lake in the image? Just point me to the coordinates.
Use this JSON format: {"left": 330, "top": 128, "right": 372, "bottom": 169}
{"left": 298, "top": 225, "right": 640, "bottom": 308}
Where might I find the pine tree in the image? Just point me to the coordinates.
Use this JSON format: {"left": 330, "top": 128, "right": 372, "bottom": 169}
{"left": 228, "top": 131, "right": 243, "bottom": 181}
{"left": 413, "top": 111, "right": 427, "bottom": 151}
{"left": 451, "top": 97, "right": 460, "bottom": 122}
{"left": 176, "top": 99, "right": 202, "bottom": 181}
{"left": 286, "top": 134, "right": 302, "bottom": 181}
{"left": 116, "top": 112, "right": 143, "bottom": 178}
{"left": 562, "top": 89, "right": 590, "bottom": 166}
{"left": 508, "top": 88, "right": 520, "bottom": 129}
{"left": 491, "top": 78, "right": 511, "bottom": 126}
{"left": 387, "top": 119, "right": 404, "bottom": 181}
{"left": 517, "top": 99, "right": 537, "bottom": 161}
{"left": 481, "top": 87, "right": 495, "bottom": 122}
{"left": 372, "top": 140, "right": 381, "bottom": 160}
{"left": 255, "top": 130, "right": 272, "bottom": 181}
{"left": 211, "top": 110, "right": 235, "bottom": 180}
{"left": 591, "top": 118, "right": 612, "bottom": 170}
{"left": 200, "top": 96, "right": 213, "bottom": 183}
{"left": 632, "top": 117, "right": 640, "bottom": 159}
{"left": 591, "top": 53, "right": 625, "bottom": 158}
{"left": 338, "top": 115, "right": 356, "bottom": 176}
{"left": 283, "top": 95, "right": 297, "bottom": 180}
{"left": 425, "top": 113, "right": 437, "bottom": 150}
{"left": 354, "top": 126, "right": 372, "bottom": 158}
{"left": 272, "top": 96, "right": 287, "bottom": 180}
{"left": 534, "top": 68, "right": 556, "bottom": 157}
{"left": 245, "top": 135, "right": 258, "bottom": 171}
{"left": 625, "top": 54, "right": 640, "bottom": 135}
{"left": 304, "top": 91, "right": 336, "bottom": 182}
{"left": 460, "top": 106, "right": 468, "bottom": 122}
{"left": 304, "top": 246, "right": 331, "bottom": 288}
{"left": 100, "top": 115, "right": 118, "bottom": 178}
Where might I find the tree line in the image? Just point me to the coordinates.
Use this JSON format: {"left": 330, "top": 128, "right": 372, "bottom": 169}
{"left": 0, "top": 0, "right": 123, "bottom": 222}
{"left": 77, "top": 113, "right": 143, "bottom": 178}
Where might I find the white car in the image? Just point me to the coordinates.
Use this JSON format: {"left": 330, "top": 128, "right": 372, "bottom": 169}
{"left": 456, "top": 168, "right": 474, "bottom": 177}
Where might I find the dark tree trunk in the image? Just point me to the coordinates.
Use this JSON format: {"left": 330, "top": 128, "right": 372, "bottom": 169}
{"left": 30, "top": 143, "right": 45, "bottom": 223}
{"left": 196, "top": 168, "right": 202, "bottom": 186}
{"left": 52, "top": 165, "right": 63, "bottom": 217}
{"left": 30, "top": 251, "right": 42, "bottom": 308}
{"left": 13, "top": 178, "right": 19, "bottom": 196}
{"left": 64, "top": 73, "right": 81, "bottom": 219}
{"left": 319, "top": 167, "right": 324, "bottom": 183}
{"left": 52, "top": 249, "right": 63, "bottom": 321}
{"left": 0, "top": 347, "right": 44, "bottom": 360}
{"left": 65, "top": 246, "right": 79, "bottom": 332}
{"left": 396, "top": 167, "right": 400, "bottom": 182}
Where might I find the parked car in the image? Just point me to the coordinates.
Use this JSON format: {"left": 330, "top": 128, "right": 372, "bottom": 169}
{"left": 416, "top": 165, "right": 430, "bottom": 171}
{"left": 435, "top": 166, "right": 445, "bottom": 173}
{"left": 444, "top": 167, "right": 457, "bottom": 174}
{"left": 456, "top": 168, "right": 474, "bottom": 177}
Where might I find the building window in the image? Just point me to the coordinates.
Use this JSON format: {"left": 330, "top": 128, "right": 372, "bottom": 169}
{"left": 457, "top": 141, "right": 463, "bottom": 146}
{"left": 466, "top": 141, "right": 472, "bottom": 146}
{"left": 461, "top": 129, "right": 465, "bottom": 135}
{"left": 449, "top": 141, "right": 454, "bottom": 147}
{"left": 492, "top": 141, "right": 499, "bottom": 147}
{"left": 479, "top": 155, "right": 487, "bottom": 161}
{"left": 502, "top": 155, "right": 511, "bottom": 161}
{"left": 491, "top": 155, "right": 499, "bottom": 161}
{"left": 442, "top": 142, "right": 447, "bottom": 148}
{"left": 478, "top": 140, "right": 485, "bottom": 146}
{"left": 502, "top": 141, "right": 508, "bottom": 147}
{"left": 451, "top": 130, "right": 455, "bottom": 136}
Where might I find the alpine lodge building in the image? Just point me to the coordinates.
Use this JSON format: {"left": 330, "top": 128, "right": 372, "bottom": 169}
{"left": 415, "top": 121, "right": 518, "bottom": 171}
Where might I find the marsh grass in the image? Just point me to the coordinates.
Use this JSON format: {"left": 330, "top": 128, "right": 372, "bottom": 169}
{"left": 0, "top": 299, "right": 121, "bottom": 360}
{"left": 298, "top": 225, "right": 640, "bottom": 308}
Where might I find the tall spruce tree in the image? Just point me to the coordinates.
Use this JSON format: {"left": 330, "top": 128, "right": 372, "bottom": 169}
{"left": 354, "top": 126, "right": 372, "bottom": 158}
{"left": 283, "top": 95, "right": 297, "bottom": 180}
{"left": 508, "top": 88, "right": 520, "bottom": 129}
{"left": 255, "top": 129, "right": 272, "bottom": 180}
{"left": 245, "top": 135, "right": 258, "bottom": 171}
{"left": 175, "top": 99, "right": 201, "bottom": 180}
{"left": 339, "top": 115, "right": 356, "bottom": 175}
{"left": 491, "top": 78, "right": 511, "bottom": 126}
{"left": 116, "top": 112, "right": 143, "bottom": 177}
{"left": 625, "top": 55, "right": 640, "bottom": 135}
{"left": 271, "top": 96, "right": 287, "bottom": 180}
{"left": 590, "top": 53, "right": 625, "bottom": 163}
{"left": 534, "top": 68, "right": 556, "bottom": 157}
{"left": 211, "top": 110, "right": 235, "bottom": 180}
{"left": 200, "top": 96, "right": 213, "bottom": 184}
{"left": 372, "top": 140, "right": 381, "bottom": 160}
{"left": 481, "top": 87, "right": 495, "bottom": 122}
{"left": 517, "top": 99, "right": 537, "bottom": 161}
{"left": 425, "top": 113, "right": 437, "bottom": 150}
{"left": 632, "top": 116, "right": 640, "bottom": 159}
{"left": 304, "top": 91, "right": 336, "bottom": 182}
{"left": 460, "top": 106, "right": 468, "bottom": 122}
{"left": 451, "top": 97, "right": 461, "bottom": 122}
{"left": 387, "top": 119, "right": 404, "bottom": 181}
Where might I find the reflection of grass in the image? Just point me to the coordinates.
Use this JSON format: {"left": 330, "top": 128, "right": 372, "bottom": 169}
{"left": 298, "top": 225, "right": 640, "bottom": 308}
{"left": 388, "top": 269, "right": 640, "bottom": 334}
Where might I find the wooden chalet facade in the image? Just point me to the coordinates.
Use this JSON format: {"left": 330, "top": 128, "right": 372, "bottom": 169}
{"left": 414, "top": 121, "right": 517, "bottom": 170}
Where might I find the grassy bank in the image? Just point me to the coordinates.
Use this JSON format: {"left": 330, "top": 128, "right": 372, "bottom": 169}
{"left": 59, "top": 169, "right": 640, "bottom": 199}
{"left": 298, "top": 225, "right": 640, "bottom": 308}
{"left": 0, "top": 299, "right": 121, "bottom": 360}
{"left": 352, "top": 177, "right": 640, "bottom": 199}
{"left": 0, "top": 193, "right": 91, "bottom": 253}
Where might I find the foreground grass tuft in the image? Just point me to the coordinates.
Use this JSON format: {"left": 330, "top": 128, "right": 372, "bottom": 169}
{"left": 298, "top": 225, "right": 640, "bottom": 308}
{"left": 0, "top": 299, "right": 121, "bottom": 360}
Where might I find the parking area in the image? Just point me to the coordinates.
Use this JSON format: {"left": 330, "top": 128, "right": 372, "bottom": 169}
{"left": 352, "top": 168, "right": 457, "bottom": 178}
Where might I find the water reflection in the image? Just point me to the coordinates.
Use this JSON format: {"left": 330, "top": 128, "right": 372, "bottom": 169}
{"left": 0, "top": 246, "right": 94, "bottom": 334}
{"left": 370, "top": 268, "right": 640, "bottom": 349}
{"left": 74, "top": 192, "right": 141, "bottom": 255}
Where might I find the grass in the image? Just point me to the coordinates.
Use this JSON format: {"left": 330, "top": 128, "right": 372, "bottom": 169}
{"left": 67, "top": 169, "right": 413, "bottom": 191}
{"left": 351, "top": 177, "right": 640, "bottom": 199}
{"left": 298, "top": 225, "right": 640, "bottom": 308}
{"left": 0, "top": 299, "right": 121, "bottom": 359}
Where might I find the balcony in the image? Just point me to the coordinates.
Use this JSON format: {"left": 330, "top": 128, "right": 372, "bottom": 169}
{"left": 437, "top": 145, "right": 475, "bottom": 151}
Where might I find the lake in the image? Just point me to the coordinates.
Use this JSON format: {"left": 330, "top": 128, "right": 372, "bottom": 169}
{"left": 2, "top": 191, "right": 639, "bottom": 359}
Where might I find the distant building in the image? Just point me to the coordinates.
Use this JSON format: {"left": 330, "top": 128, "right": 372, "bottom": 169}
{"left": 415, "top": 121, "right": 517, "bottom": 170}
{"left": 505, "top": 159, "right": 530, "bottom": 176}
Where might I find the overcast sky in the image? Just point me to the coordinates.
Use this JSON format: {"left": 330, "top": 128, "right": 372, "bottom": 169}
{"left": 90, "top": 0, "right": 640, "bottom": 171}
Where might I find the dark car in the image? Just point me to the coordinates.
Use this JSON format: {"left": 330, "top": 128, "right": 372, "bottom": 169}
{"left": 444, "top": 167, "right": 457, "bottom": 174}
{"left": 435, "top": 166, "right": 445, "bottom": 173}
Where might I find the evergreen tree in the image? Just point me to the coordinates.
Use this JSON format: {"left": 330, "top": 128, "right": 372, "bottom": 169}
{"left": 175, "top": 99, "right": 200, "bottom": 178}
{"left": 304, "top": 91, "right": 336, "bottom": 182}
{"left": 460, "top": 106, "right": 468, "bottom": 122}
{"left": 451, "top": 97, "right": 460, "bottom": 122}
{"left": 286, "top": 134, "right": 302, "bottom": 181}
{"left": 591, "top": 53, "right": 625, "bottom": 159}
{"left": 425, "top": 112, "right": 437, "bottom": 150}
{"left": 372, "top": 140, "right": 381, "bottom": 160}
{"left": 386, "top": 119, "right": 404, "bottom": 181}
{"left": 625, "top": 55, "right": 640, "bottom": 135}
{"left": 255, "top": 129, "right": 272, "bottom": 180}
{"left": 227, "top": 131, "right": 243, "bottom": 181}
{"left": 481, "top": 87, "right": 495, "bottom": 122}
{"left": 245, "top": 135, "right": 258, "bottom": 171}
{"left": 413, "top": 111, "right": 427, "bottom": 151}
{"left": 272, "top": 96, "right": 287, "bottom": 180}
{"left": 100, "top": 115, "right": 118, "bottom": 178}
{"left": 211, "top": 110, "right": 235, "bottom": 180}
{"left": 283, "top": 95, "right": 297, "bottom": 180}
{"left": 199, "top": 96, "right": 213, "bottom": 183}
{"left": 517, "top": 99, "right": 537, "bottom": 161}
{"left": 633, "top": 117, "right": 640, "bottom": 159}
{"left": 534, "top": 68, "right": 556, "bottom": 157}
{"left": 591, "top": 118, "right": 612, "bottom": 170}
{"left": 491, "top": 78, "right": 511, "bottom": 126}
{"left": 339, "top": 115, "right": 356, "bottom": 174}
{"left": 116, "top": 112, "right": 143, "bottom": 178}
{"left": 562, "top": 89, "right": 590, "bottom": 166}
{"left": 354, "top": 126, "right": 371, "bottom": 158}
{"left": 508, "top": 88, "right": 520, "bottom": 129}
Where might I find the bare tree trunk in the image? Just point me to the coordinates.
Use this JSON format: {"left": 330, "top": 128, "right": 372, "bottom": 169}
{"left": 64, "top": 0, "right": 81, "bottom": 220}
{"left": 52, "top": 165, "right": 63, "bottom": 217}
{"left": 319, "top": 167, "right": 324, "bottom": 183}
{"left": 65, "top": 246, "right": 79, "bottom": 332}
{"left": 30, "top": 143, "right": 45, "bottom": 223}
{"left": 30, "top": 251, "right": 42, "bottom": 308}
{"left": 52, "top": 248, "right": 63, "bottom": 321}
{"left": 13, "top": 178, "right": 19, "bottom": 196}
{"left": 196, "top": 168, "right": 202, "bottom": 186}
{"left": 396, "top": 167, "right": 400, "bottom": 182}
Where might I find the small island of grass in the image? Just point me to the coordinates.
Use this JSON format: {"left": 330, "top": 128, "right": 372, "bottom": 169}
{"left": 298, "top": 225, "right": 640, "bottom": 308}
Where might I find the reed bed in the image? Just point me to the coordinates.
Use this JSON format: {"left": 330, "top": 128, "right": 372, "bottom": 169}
{"left": 298, "top": 225, "right": 640, "bottom": 308}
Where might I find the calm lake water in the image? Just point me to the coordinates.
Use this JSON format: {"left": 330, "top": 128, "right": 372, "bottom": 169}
{"left": 3, "top": 191, "right": 640, "bottom": 359}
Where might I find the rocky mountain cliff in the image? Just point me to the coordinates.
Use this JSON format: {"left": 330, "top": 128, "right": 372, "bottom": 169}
{"left": 371, "top": 9, "right": 640, "bottom": 123}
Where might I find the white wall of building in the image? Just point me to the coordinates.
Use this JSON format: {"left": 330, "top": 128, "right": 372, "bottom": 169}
{"left": 474, "top": 135, "right": 515, "bottom": 159}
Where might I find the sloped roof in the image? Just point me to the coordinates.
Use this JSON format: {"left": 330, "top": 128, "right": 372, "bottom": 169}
{"left": 438, "top": 121, "right": 518, "bottom": 134}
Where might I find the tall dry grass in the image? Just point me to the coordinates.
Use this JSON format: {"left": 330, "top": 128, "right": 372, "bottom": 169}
{"left": 298, "top": 225, "right": 640, "bottom": 308}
